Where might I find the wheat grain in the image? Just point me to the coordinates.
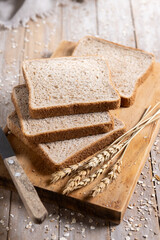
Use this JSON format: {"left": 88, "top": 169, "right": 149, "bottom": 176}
{"left": 62, "top": 144, "right": 126, "bottom": 194}
{"left": 63, "top": 157, "right": 116, "bottom": 195}
{"left": 91, "top": 159, "right": 122, "bottom": 197}
{"left": 51, "top": 142, "right": 124, "bottom": 183}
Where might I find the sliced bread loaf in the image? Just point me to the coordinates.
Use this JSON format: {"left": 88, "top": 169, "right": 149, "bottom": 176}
{"left": 72, "top": 36, "right": 154, "bottom": 107}
{"left": 12, "top": 85, "right": 114, "bottom": 143}
{"left": 7, "top": 112, "right": 125, "bottom": 170}
{"left": 22, "top": 56, "right": 120, "bottom": 118}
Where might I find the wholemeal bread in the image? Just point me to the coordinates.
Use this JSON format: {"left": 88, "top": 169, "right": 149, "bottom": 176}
{"left": 12, "top": 85, "right": 115, "bottom": 143}
{"left": 22, "top": 56, "right": 120, "bottom": 118}
{"left": 7, "top": 112, "right": 125, "bottom": 170}
{"left": 72, "top": 36, "right": 154, "bottom": 107}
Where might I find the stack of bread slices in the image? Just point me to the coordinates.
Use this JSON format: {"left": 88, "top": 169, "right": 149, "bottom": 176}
{"left": 7, "top": 36, "right": 154, "bottom": 171}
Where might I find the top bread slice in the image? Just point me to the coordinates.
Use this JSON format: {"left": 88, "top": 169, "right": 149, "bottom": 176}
{"left": 7, "top": 112, "right": 125, "bottom": 170}
{"left": 22, "top": 56, "right": 120, "bottom": 118}
{"left": 72, "top": 36, "right": 154, "bottom": 107}
{"left": 12, "top": 85, "right": 114, "bottom": 143}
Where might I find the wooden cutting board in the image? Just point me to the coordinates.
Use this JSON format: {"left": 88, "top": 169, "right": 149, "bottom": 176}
{"left": 0, "top": 41, "right": 160, "bottom": 224}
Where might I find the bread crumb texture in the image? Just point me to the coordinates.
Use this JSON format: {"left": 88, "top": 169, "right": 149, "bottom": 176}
{"left": 23, "top": 56, "right": 119, "bottom": 109}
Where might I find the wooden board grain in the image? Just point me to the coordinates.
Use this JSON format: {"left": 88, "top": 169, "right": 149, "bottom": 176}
{"left": 0, "top": 189, "right": 11, "bottom": 240}
{"left": 131, "top": 0, "right": 160, "bottom": 60}
{"left": 111, "top": 159, "right": 160, "bottom": 239}
{"left": 97, "top": 0, "right": 135, "bottom": 46}
{"left": 8, "top": 192, "right": 59, "bottom": 240}
{"left": 0, "top": 42, "right": 160, "bottom": 224}
{"left": 62, "top": 0, "right": 97, "bottom": 41}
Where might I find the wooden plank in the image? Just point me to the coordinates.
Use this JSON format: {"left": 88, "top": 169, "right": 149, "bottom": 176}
{"left": 131, "top": 0, "right": 160, "bottom": 60}
{"left": 131, "top": 0, "right": 160, "bottom": 226}
{"left": 46, "top": 2, "right": 63, "bottom": 54}
{"left": 97, "top": 0, "right": 135, "bottom": 47}
{"left": 0, "top": 25, "right": 25, "bottom": 240}
{"left": 0, "top": 27, "right": 25, "bottom": 128}
{"left": 0, "top": 30, "right": 11, "bottom": 239}
{"left": 151, "top": 131, "right": 160, "bottom": 216}
{"left": 7, "top": 192, "right": 59, "bottom": 240}
{"left": 6, "top": 7, "right": 62, "bottom": 239}
{"left": 59, "top": 208, "right": 110, "bottom": 240}
{"left": 62, "top": 0, "right": 97, "bottom": 41}
{"left": 0, "top": 30, "right": 8, "bottom": 128}
{"left": 21, "top": 1, "right": 61, "bottom": 68}
{"left": 0, "top": 189, "right": 11, "bottom": 240}
{"left": 111, "top": 159, "right": 160, "bottom": 240}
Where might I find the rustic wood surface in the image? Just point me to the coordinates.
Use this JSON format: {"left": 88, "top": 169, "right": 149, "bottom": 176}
{"left": 0, "top": 0, "right": 160, "bottom": 239}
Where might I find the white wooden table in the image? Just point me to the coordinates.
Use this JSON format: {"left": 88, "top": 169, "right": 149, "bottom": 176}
{"left": 0, "top": 0, "right": 160, "bottom": 239}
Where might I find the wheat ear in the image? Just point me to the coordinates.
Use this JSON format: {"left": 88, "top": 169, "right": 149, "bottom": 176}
{"left": 51, "top": 103, "right": 160, "bottom": 185}
{"left": 91, "top": 109, "right": 160, "bottom": 197}
{"left": 51, "top": 143, "right": 123, "bottom": 183}
{"left": 63, "top": 143, "right": 127, "bottom": 194}
{"left": 91, "top": 159, "right": 122, "bottom": 197}
{"left": 63, "top": 154, "right": 122, "bottom": 195}
{"left": 63, "top": 108, "right": 160, "bottom": 195}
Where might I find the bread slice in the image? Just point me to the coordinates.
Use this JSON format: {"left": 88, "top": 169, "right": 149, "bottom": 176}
{"left": 7, "top": 112, "right": 125, "bottom": 170}
{"left": 12, "top": 85, "right": 115, "bottom": 143}
{"left": 72, "top": 36, "right": 154, "bottom": 107}
{"left": 22, "top": 56, "right": 120, "bottom": 118}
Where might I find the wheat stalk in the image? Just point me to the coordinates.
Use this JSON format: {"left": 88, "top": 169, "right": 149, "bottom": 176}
{"left": 51, "top": 103, "right": 160, "bottom": 197}
{"left": 91, "top": 159, "right": 122, "bottom": 197}
{"left": 63, "top": 107, "right": 160, "bottom": 195}
{"left": 63, "top": 127, "right": 136, "bottom": 195}
{"left": 110, "top": 102, "right": 160, "bottom": 147}
{"left": 63, "top": 142, "right": 127, "bottom": 194}
{"left": 90, "top": 108, "right": 160, "bottom": 197}
{"left": 63, "top": 152, "right": 123, "bottom": 195}
{"left": 51, "top": 142, "right": 124, "bottom": 183}
{"left": 51, "top": 104, "right": 159, "bottom": 184}
{"left": 64, "top": 142, "right": 124, "bottom": 183}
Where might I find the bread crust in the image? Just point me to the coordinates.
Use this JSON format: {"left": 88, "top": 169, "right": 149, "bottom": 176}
{"left": 120, "top": 62, "right": 154, "bottom": 107}
{"left": 22, "top": 56, "right": 120, "bottom": 119}
{"left": 12, "top": 85, "right": 115, "bottom": 144}
{"left": 7, "top": 112, "right": 125, "bottom": 171}
{"left": 72, "top": 36, "right": 155, "bottom": 107}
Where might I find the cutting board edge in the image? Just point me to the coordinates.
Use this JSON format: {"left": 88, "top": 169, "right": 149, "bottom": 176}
{"left": 119, "top": 119, "right": 160, "bottom": 220}
{"left": 0, "top": 176, "right": 122, "bottom": 223}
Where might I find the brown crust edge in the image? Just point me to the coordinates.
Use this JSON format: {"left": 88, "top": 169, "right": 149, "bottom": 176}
{"left": 120, "top": 61, "right": 154, "bottom": 107}
{"left": 7, "top": 113, "right": 125, "bottom": 171}
{"left": 22, "top": 57, "right": 120, "bottom": 119}
{"left": 11, "top": 86, "right": 115, "bottom": 144}
{"left": 72, "top": 35, "right": 155, "bottom": 107}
